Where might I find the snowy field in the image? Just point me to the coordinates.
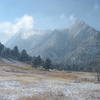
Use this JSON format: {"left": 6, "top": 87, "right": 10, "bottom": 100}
{"left": 0, "top": 80, "right": 100, "bottom": 100}
{"left": 0, "top": 60, "right": 100, "bottom": 100}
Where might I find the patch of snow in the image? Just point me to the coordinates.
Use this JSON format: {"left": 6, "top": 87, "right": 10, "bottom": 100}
{"left": 0, "top": 80, "right": 100, "bottom": 100}
{"left": 0, "top": 81, "right": 21, "bottom": 88}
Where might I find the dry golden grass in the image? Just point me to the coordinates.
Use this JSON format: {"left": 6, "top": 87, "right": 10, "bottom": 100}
{"left": 0, "top": 60, "right": 96, "bottom": 82}
{"left": 94, "top": 89, "right": 100, "bottom": 93}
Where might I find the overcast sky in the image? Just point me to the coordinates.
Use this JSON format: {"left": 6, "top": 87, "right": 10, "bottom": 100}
{"left": 0, "top": 0, "right": 100, "bottom": 43}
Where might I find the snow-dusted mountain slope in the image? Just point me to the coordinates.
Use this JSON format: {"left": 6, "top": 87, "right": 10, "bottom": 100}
{"left": 6, "top": 20, "right": 100, "bottom": 66}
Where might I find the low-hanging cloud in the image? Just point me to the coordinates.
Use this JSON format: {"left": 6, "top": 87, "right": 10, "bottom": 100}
{"left": 0, "top": 15, "right": 34, "bottom": 43}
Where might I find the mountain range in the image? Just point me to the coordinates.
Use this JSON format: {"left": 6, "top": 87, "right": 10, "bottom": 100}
{"left": 6, "top": 20, "right": 100, "bottom": 68}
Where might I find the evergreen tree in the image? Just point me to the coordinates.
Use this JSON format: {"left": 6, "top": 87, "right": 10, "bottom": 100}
{"left": 1, "top": 48, "right": 11, "bottom": 58}
{"left": 32, "top": 56, "right": 43, "bottom": 67}
{"left": 43, "top": 58, "right": 52, "bottom": 70}
{"left": 0, "top": 43, "right": 4, "bottom": 56}
{"left": 19, "top": 49, "right": 29, "bottom": 62}
{"left": 12, "top": 46, "right": 20, "bottom": 59}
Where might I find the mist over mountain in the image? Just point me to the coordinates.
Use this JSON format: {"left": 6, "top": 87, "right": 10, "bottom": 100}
{"left": 6, "top": 20, "right": 100, "bottom": 68}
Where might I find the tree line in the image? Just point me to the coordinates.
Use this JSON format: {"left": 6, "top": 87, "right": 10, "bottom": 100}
{"left": 0, "top": 42, "right": 52, "bottom": 70}
{"left": 0, "top": 42, "right": 100, "bottom": 81}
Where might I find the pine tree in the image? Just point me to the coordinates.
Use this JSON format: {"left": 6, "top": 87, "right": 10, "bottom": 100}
{"left": 32, "top": 56, "right": 43, "bottom": 67}
{"left": 1, "top": 48, "right": 11, "bottom": 58}
{"left": 43, "top": 58, "right": 52, "bottom": 70}
{"left": 12, "top": 46, "right": 20, "bottom": 59}
{"left": 19, "top": 49, "right": 29, "bottom": 62}
{"left": 0, "top": 43, "right": 4, "bottom": 56}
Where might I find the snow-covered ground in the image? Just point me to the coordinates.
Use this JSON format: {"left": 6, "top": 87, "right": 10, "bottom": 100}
{"left": 0, "top": 80, "right": 100, "bottom": 100}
